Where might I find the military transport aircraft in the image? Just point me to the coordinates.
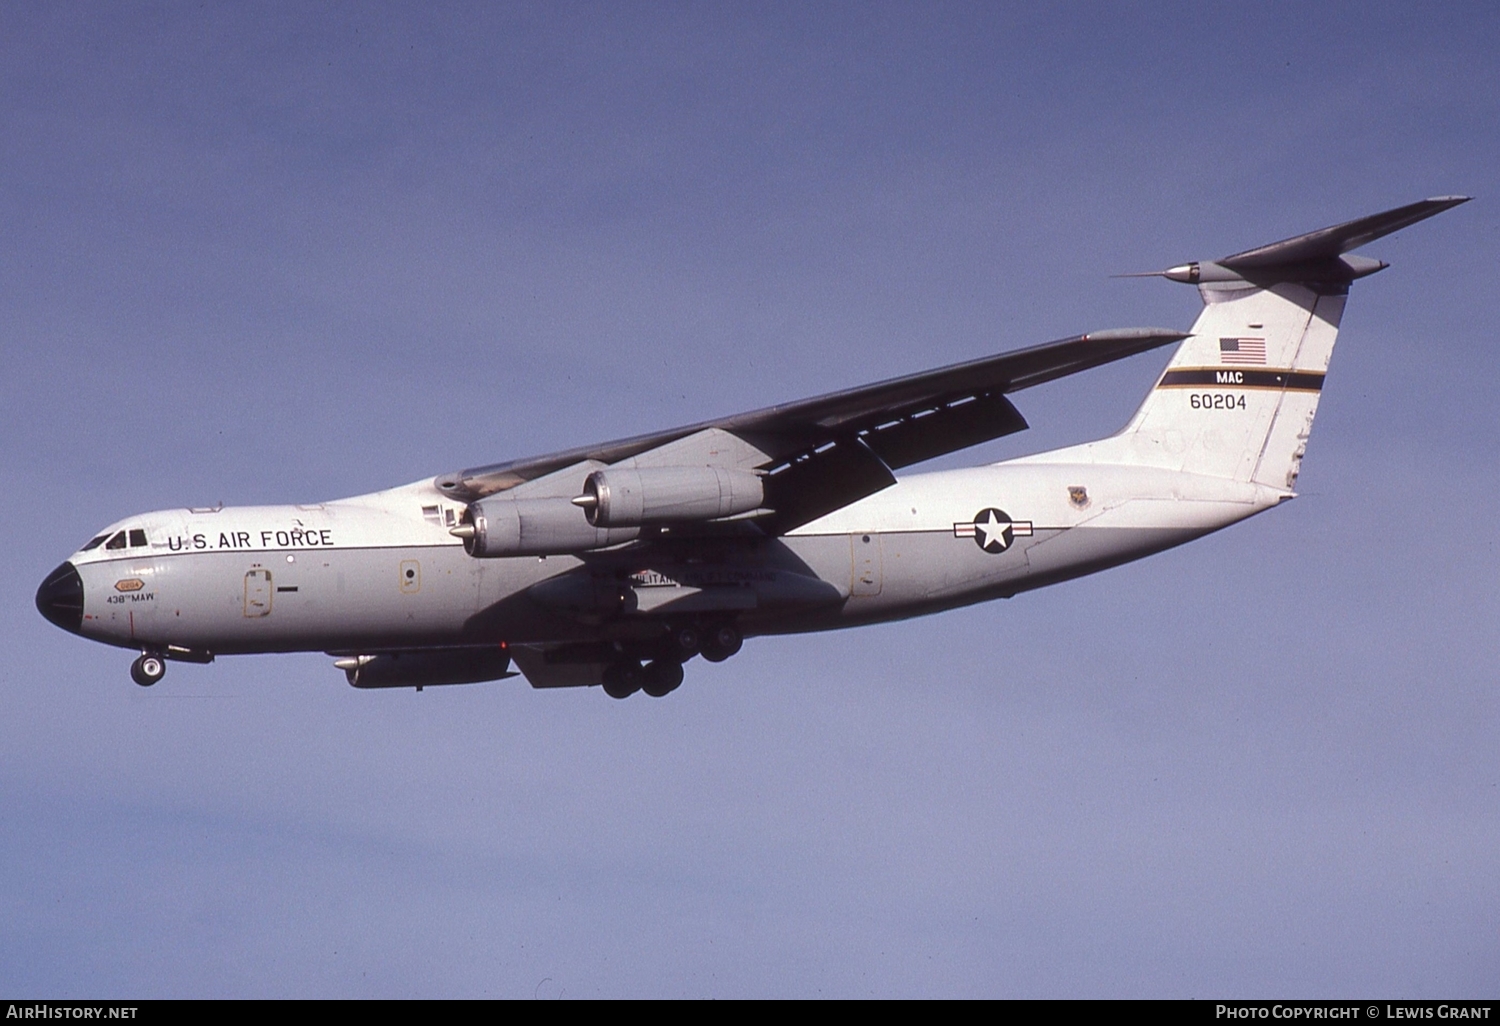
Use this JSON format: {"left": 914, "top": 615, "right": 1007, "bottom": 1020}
{"left": 37, "top": 198, "right": 1466, "bottom": 698}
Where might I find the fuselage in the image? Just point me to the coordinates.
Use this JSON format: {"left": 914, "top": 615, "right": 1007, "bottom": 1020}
{"left": 35, "top": 197, "right": 1464, "bottom": 692}
{"left": 38, "top": 457, "right": 1287, "bottom": 662}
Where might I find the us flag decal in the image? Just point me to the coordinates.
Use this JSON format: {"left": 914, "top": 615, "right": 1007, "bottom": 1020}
{"left": 1219, "top": 337, "right": 1267, "bottom": 365}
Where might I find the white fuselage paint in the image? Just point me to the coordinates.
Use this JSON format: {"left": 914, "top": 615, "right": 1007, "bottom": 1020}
{"left": 47, "top": 198, "right": 1469, "bottom": 685}
{"left": 64, "top": 458, "right": 1287, "bottom": 657}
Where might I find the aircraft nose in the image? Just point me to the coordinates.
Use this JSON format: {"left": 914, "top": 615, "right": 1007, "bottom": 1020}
{"left": 36, "top": 561, "right": 84, "bottom": 634}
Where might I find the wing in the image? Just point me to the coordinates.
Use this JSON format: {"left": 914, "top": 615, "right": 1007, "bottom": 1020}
{"left": 437, "top": 326, "right": 1187, "bottom": 531}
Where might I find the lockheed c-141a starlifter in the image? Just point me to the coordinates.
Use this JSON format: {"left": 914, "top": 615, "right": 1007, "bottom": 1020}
{"left": 37, "top": 198, "right": 1467, "bottom": 697}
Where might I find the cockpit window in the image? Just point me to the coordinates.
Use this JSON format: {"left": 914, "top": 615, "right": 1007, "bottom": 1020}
{"left": 81, "top": 534, "right": 110, "bottom": 551}
{"left": 104, "top": 531, "right": 128, "bottom": 550}
{"left": 129, "top": 529, "right": 147, "bottom": 547}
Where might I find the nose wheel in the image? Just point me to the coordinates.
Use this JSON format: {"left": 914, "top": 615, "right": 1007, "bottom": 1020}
{"left": 130, "top": 653, "right": 166, "bottom": 687}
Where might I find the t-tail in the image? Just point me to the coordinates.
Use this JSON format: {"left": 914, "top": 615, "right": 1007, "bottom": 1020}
{"left": 1047, "top": 197, "right": 1468, "bottom": 489}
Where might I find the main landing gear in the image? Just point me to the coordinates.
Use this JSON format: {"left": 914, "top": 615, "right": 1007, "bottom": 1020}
{"left": 600, "top": 621, "right": 741, "bottom": 700}
{"left": 699, "top": 622, "right": 743, "bottom": 663}
{"left": 602, "top": 658, "right": 685, "bottom": 700}
{"left": 130, "top": 652, "right": 166, "bottom": 687}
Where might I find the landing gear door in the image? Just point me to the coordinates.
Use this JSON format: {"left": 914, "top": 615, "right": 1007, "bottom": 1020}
{"left": 244, "top": 569, "right": 272, "bottom": 617}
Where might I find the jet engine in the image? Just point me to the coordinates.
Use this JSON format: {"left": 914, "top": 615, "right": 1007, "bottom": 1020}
{"left": 335, "top": 648, "right": 514, "bottom": 689}
{"left": 575, "top": 466, "right": 764, "bottom": 528}
{"left": 453, "top": 496, "right": 640, "bottom": 557}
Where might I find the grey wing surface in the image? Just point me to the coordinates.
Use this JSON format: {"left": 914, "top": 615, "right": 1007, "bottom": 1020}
{"left": 437, "top": 326, "right": 1187, "bottom": 532}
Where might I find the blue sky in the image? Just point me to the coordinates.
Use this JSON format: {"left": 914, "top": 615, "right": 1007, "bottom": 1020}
{"left": 3, "top": 2, "right": 1497, "bottom": 997}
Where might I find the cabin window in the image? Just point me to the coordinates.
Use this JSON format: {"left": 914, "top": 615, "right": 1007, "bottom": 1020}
{"left": 104, "top": 531, "right": 128, "bottom": 550}
{"left": 128, "top": 529, "right": 147, "bottom": 548}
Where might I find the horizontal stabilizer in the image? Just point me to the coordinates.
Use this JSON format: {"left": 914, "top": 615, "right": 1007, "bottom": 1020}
{"left": 1133, "top": 196, "right": 1470, "bottom": 286}
{"left": 1219, "top": 196, "right": 1470, "bottom": 269}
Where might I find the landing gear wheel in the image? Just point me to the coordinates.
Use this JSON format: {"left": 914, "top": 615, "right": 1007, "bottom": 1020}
{"left": 641, "top": 659, "right": 684, "bottom": 698}
{"left": 671, "top": 625, "right": 701, "bottom": 661}
{"left": 601, "top": 660, "right": 644, "bottom": 699}
{"left": 130, "top": 653, "right": 165, "bottom": 687}
{"left": 699, "top": 623, "right": 742, "bottom": 663}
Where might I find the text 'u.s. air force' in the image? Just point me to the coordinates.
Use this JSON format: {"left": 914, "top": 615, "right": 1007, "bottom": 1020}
{"left": 166, "top": 528, "right": 335, "bottom": 551}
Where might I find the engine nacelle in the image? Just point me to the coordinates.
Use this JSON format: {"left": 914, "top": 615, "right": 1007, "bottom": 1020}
{"left": 458, "top": 496, "right": 639, "bottom": 557}
{"left": 336, "top": 648, "right": 513, "bottom": 689}
{"left": 580, "top": 466, "right": 764, "bottom": 528}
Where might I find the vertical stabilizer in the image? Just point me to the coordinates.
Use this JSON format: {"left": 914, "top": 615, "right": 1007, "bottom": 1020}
{"left": 1027, "top": 197, "right": 1467, "bottom": 489}
{"left": 1118, "top": 280, "right": 1343, "bottom": 489}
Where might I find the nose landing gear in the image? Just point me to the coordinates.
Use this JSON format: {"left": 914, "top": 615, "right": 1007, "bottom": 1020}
{"left": 130, "top": 652, "right": 166, "bottom": 687}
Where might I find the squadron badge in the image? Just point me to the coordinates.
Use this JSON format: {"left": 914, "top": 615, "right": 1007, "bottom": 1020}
{"left": 953, "top": 508, "right": 1033, "bottom": 553}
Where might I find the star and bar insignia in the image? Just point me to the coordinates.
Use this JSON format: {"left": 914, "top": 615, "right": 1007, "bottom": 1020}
{"left": 953, "top": 508, "right": 1033, "bottom": 553}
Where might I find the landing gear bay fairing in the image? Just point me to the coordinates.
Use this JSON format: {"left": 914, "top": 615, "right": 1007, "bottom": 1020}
{"left": 37, "top": 199, "right": 1466, "bottom": 697}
